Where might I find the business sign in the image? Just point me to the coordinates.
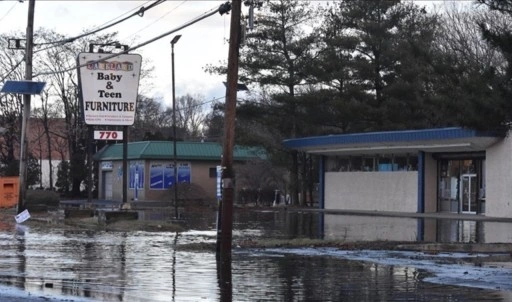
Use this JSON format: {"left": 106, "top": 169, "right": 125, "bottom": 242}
{"left": 94, "top": 130, "right": 123, "bottom": 140}
{"left": 77, "top": 52, "right": 142, "bottom": 125}
{"left": 101, "top": 161, "right": 113, "bottom": 171}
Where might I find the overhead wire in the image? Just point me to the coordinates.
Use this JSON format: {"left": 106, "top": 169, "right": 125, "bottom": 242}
{"left": 34, "top": 0, "right": 166, "bottom": 47}
{"left": 0, "top": 58, "right": 25, "bottom": 83}
{"left": 0, "top": 0, "right": 186, "bottom": 82}
{"left": 120, "top": 0, "right": 188, "bottom": 41}
{"left": 0, "top": 1, "right": 163, "bottom": 83}
{"left": 175, "top": 95, "right": 226, "bottom": 113}
{"left": 0, "top": 1, "right": 18, "bottom": 24}
{"left": 94, "top": 1, "right": 151, "bottom": 32}
{"left": 33, "top": 4, "right": 226, "bottom": 78}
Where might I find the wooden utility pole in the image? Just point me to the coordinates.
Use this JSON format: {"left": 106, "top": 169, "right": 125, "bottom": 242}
{"left": 219, "top": 0, "right": 242, "bottom": 260}
{"left": 17, "top": 0, "right": 35, "bottom": 214}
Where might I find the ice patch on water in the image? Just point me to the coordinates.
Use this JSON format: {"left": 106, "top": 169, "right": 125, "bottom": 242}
{"left": 239, "top": 247, "right": 512, "bottom": 291}
{"left": 0, "top": 283, "right": 95, "bottom": 301}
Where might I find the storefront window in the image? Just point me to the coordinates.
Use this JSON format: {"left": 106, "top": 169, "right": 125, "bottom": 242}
{"left": 351, "top": 157, "right": 363, "bottom": 171}
{"left": 408, "top": 156, "right": 418, "bottom": 171}
{"left": 325, "top": 154, "right": 419, "bottom": 172}
{"left": 377, "top": 156, "right": 394, "bottom": 171}
{"left": 362, "top": 157, "right": 374, "bottom": 171}
{"left": 326, "top": 157, "right": 351, "bottom": 172}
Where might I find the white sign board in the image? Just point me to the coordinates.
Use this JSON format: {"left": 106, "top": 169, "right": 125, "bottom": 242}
{"left": 94, "top": 130, "right": 123, "bottom": 140}
{"left": 78, "top": 53, "right": 142, "bottom": 125}
{"left": 15, "top": 209, "right": 31, "bottom": 224}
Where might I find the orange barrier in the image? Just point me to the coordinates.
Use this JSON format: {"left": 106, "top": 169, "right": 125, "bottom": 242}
{"left": 0, "top": 177, "right": 19, "bottom": 208}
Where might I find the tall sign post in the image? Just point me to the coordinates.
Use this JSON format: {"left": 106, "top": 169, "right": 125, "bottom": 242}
{"left": 77, "top": 51, "right": 142, "bottom": 205}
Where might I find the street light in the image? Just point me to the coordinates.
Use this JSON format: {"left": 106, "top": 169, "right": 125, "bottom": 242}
{"left": 171, "top": 34, "right": 181, "bottom": 219}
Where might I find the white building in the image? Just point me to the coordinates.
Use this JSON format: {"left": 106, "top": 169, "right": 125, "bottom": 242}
{"left": 283, "top": 127, "right": 512, "bottom": 218}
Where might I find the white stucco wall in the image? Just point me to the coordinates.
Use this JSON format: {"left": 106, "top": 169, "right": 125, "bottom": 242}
{"left": 325, "top": 171, "right": 418, "bottom": 212}
{"left": 486, "top": 136, "right": 512, "bottom": 218}
{"left": 483, "top": 222, "right": 512, "bottom": 243}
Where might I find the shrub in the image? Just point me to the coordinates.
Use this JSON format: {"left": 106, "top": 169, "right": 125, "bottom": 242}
{"left": 25, "top": 189, "right": 60, "bottom": 207}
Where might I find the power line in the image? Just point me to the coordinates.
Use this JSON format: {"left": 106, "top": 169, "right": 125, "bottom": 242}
{"left": 34, "top": 4, "right": 227, "bottom": 78}
{"left": 120, "top": 1, "right": 188, "bottom": 41}
{"left": 2, "top": 1, "right": 171, "bottom": 81}
{"left": 34, "top": 0, "right": 166, "bottom": 47}
{"left": 0, "top": 1, "right": 18, "bottom": 24}
{"left": 174, "top": 95, "right": 226, "bottom": 112}
{"left": 0, "top": 58, "right": 25, "bottom": 83}
{"left": 94, "top": 1, "right": 151, "bottom": 31}
{"left": 1, "top": 1, "right": 165, "bottom": 80}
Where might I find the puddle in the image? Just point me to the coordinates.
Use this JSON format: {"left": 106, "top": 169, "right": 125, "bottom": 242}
{"left": 0, "top": 209, "right": 511, "bottom": 301}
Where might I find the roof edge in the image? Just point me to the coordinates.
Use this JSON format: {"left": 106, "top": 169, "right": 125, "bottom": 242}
{"left": 283, "top": 127, "right": 505, "bottom": 150}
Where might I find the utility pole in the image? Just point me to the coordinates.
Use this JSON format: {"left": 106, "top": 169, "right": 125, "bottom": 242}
{"left": 219, "top": 0, "right": 242, "bottom": 261}
{"left": 17, "top": 0, "right": 35, "bottom": 214}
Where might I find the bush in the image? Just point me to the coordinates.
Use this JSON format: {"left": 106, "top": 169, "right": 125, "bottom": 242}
{"left": 25, "top": 189, "right": 60, "bottom": 207}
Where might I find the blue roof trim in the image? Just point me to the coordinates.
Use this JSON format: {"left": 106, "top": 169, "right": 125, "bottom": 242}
{"left": 282, "top": 127, "right": 503, "bottom": 149}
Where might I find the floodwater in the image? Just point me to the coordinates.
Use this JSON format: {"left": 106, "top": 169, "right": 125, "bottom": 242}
{"left": 0, "top": 209, "right": 511, "bottom": 301}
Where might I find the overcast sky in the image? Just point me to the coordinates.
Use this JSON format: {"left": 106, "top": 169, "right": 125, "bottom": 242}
{"left": 0, "top": 0, "right": 238, "bottom": 108}
{"left": 0, "top": 0, "right": 475, "bottom": 110}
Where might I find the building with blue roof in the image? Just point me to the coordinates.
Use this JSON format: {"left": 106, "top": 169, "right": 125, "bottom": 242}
{"left": 283, "top": 127, "right": 512, "bottom": 219}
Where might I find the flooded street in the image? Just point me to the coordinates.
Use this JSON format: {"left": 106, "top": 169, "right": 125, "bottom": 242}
{"left": 0, "top": 209, "right": 511, "bottom": 301}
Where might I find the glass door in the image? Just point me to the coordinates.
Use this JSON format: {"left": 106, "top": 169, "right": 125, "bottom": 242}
{"left": 460, "top": 174, "right": 477, "bottom": 213}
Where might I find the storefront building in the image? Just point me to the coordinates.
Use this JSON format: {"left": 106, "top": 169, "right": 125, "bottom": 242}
{"left": 283, "top": 127, "right": 512, "bottom": 218}
{"left": 94, "top": 141, "right": 264, "bottom": 203}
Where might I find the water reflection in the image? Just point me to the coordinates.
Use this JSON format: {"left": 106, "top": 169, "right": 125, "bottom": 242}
{"left": 233, "top": 248, "right": 508, "bottom": 301}
{"left": 172, "top": 232, "right": 177, "bottom": 302}
{"left": 217, "top": 256, "right": 232, "bottom": 302}
{"left": 0, "top": 210, "right": 511, "bottom": 301}
{"left": 320, "top": 213, "right": 512, "bottom": 243}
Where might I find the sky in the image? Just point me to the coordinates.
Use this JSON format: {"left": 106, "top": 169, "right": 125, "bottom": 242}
{"left": 0, "top": 0, "right": 476, "bottom": 110}
{"left": 0, "top": 0, "right": 240, "bottom": 108}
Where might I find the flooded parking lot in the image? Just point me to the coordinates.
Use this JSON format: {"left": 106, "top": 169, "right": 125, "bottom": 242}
{"left": 0, "top": 208, "right": 511, "bottom": 301}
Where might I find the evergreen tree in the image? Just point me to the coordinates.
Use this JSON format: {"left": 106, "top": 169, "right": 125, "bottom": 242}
{"left": 207, "top": 0, "right": 319, "bottom": 205}
{"left": 315, "top": 0, "right": 442, "bottom": 131}
{"left": 475, "top": 0, "right": 512, "bottom": 130}
{"left": 56, "top": 160, "right": 71, "bottom": 194}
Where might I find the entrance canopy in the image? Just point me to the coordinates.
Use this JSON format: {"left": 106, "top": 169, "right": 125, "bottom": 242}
{"left": 283, "top": 127, "right": 503, "bottom": 156}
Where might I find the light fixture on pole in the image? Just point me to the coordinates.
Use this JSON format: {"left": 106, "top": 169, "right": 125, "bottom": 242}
{"left": 171, "top": 34, "right": 181, "bottom": 219}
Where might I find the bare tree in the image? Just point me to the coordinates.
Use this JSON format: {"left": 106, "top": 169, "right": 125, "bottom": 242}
{"left": 0, "top": 33, "right": 25, "bottom": 176}
{"left": 31, "top": 90, "right": 65, "bottom": 190}
{"left": 174, "top": 93, "right": 208, "bottom": 139}
{"left": 435, "top": 3, "right": 507, "bottom": 74}
{"left": 236, "top": 158, "right": 288, "bottom": 206}
{"left": 131, "top": 95, "right": 172, "bottom": 141}
{"left": 34, "top": 29, "right": 95, "bottom": 196}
